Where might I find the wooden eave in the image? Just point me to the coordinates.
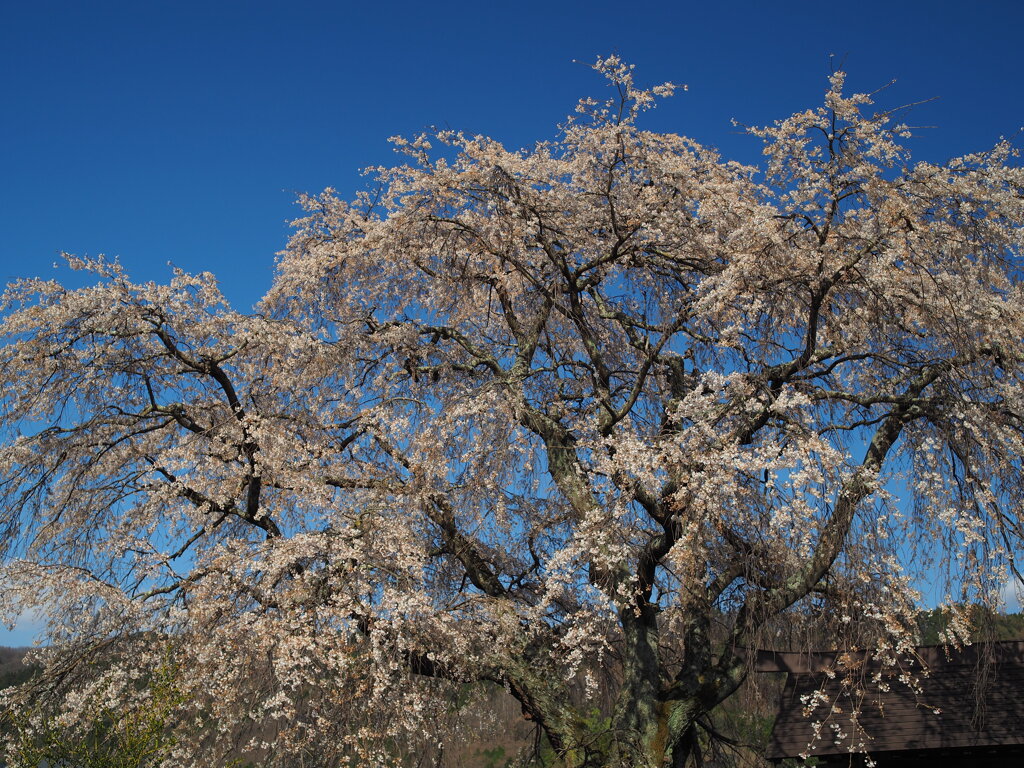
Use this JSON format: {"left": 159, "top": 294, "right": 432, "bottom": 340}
{"left": 762, "top": 641, "right": 1024, "bottom": 762}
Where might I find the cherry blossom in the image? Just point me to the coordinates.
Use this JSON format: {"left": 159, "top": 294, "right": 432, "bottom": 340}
{"left": 1, "top": 58, "right": 1022, "bottom": 767}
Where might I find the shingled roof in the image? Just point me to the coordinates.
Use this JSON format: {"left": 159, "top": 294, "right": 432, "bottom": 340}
{"left": 762, "top": 641, "right": 1024, "bottom": 766}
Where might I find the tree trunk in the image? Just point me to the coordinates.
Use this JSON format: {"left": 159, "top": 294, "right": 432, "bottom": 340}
{"left": 610, "top": 603, "right": 664, "bottom": 765}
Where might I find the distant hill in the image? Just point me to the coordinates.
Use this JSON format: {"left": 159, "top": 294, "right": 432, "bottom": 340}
{"left": 0, "top": 647, "right": 35, "bottom": 690}
{"left": 916, "top": 607, "right": 1024, "bottom": 645}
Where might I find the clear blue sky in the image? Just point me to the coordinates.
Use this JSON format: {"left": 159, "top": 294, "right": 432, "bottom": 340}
{"left": 0, "top": 0, "right": 1021, "bottom": 643}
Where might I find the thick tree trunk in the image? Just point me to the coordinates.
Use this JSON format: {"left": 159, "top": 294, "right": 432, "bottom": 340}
{"left": 510, "top": 594, "right": 749, "bottom": 767}
{"left": 610, "top": 604, "right": 664, "bottom": 766}
{"left": 511, "top": 644, "right": 735, "bottom": 768}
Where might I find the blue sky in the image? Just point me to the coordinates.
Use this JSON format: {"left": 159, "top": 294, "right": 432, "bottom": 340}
{"left": 0, "top": 0, "right": 1022, "bottom": 643}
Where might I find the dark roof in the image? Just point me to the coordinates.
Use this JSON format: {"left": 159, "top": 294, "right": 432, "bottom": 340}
{"left": 763, "top": 641, "right": 1024, "bottom": 763}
